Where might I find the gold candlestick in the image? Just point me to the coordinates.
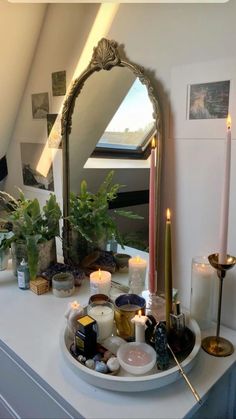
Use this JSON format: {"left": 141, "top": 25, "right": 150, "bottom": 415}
{"left": 201, "top": 253, "right": 236, "bottom": 357}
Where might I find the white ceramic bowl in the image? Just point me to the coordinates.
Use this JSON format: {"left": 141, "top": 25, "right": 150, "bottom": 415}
{"left": 117, "top": 342, "right": 156, "bottom": 375}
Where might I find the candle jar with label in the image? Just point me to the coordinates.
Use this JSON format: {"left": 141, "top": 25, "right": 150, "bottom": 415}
{"left": 190, "top": 256, "right": 215, "bottom": 330}
{"left": 87, "top": 301, "right": 114, "bottom": 342}
{"left": 128, "top": 256, "right": 147, "bottom": 295}
{"left": 90, "top": 269, "right": 111, "bottom": 296}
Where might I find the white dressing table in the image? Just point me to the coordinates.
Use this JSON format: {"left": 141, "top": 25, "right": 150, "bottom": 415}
{"left": 0, "top": 249, "right": 236, "bottom": 419}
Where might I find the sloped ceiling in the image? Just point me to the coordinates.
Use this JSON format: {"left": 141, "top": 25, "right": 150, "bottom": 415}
{"left": 0, "top": 0, "right": 46, "bottom": 159}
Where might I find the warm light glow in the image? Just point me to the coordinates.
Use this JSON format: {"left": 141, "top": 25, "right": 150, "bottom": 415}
{"left": 227, "top": 114, "right": 231, "bottom": 130}
{"left": 151, "top": 137, "right": 156, "bottom": 149}
{"left": 166, "top": 208, "right": 171, "bottom": 221}
{"left": 70, "top": 300, "right": 80, "bottom": 310}
{"left": 138, "top": 310, "right": 142, "bottom": 317}
{"left": 36, "top": 3, "right": 119, "bottom": 178}
{"left": 134, "top": 256, "right": 142, "bottom": 263}
{"left": 98, "top": 269, "right": 101, "bottom": 280}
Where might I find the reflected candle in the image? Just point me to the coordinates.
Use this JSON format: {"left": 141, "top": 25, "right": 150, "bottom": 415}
{"left": 90, "top": 269, "right": 111, "bottom": 296}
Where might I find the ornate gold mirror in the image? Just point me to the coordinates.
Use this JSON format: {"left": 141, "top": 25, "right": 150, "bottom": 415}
{"left": 61, "top": 38, "right": 162, "bottom": 264}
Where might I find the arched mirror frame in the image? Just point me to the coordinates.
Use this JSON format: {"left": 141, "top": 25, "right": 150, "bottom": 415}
{"left": 61, "top": 38, "right": 163, "bottom": 264}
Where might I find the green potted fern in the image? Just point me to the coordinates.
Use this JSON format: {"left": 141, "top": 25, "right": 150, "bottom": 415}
{"left": 67, "top": 170, "right": 143, "bottom": 264}
{"left": 0, "top": 190, "right": 61, "bottom": 279}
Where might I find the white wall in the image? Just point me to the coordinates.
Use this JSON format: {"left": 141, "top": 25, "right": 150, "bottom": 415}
{"left": 0, "top": 1, "right": 46, "bottom": 158}
{"left": 5, "top": 2, "right": 236, "bottom": 328}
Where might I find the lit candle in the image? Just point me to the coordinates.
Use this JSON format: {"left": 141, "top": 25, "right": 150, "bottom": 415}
{"left": 219, "top": 115, "right": 232, "bottom": 264}
{"left": 128, "top": 256, "right": 147, "bottom": 295}
{"left": 190, "top": 257, "right": 214, "bottom": 330}
{"left": 65, "top": 300, "right": 84, "bottom": 336}
{"left": 165, "top": 208, "right": 173, "bottom": 332}
{"left": 148, "top": 137, "right": 157, "bottom": 294}
{"left": 131, "top": 309, "right": 148, "bottom": 342}
{"left": 87, "top": 303, "right": 114, "bottom": 342}
{"left": 90, "top": 269, "right": 111, "bottom": 296}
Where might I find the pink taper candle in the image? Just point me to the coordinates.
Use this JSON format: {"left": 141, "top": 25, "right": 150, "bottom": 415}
{"left": 219, "top": 115, "right": 232, "bottom": 264}
{"left": 148, "top": 137, "right": 157, "bottom": 293}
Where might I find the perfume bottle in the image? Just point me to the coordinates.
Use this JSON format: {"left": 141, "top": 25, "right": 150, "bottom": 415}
{"left": 170, "top": 301, "right": 185, "bottom": 333}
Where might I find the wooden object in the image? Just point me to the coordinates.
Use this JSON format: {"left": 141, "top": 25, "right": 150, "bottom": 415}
{"left": 30, "top": 277, "right": 49, "bottom": 295}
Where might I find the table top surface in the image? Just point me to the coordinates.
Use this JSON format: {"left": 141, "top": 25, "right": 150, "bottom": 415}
{"left": 0, "top": 247, "right": 236, "bottom": 419}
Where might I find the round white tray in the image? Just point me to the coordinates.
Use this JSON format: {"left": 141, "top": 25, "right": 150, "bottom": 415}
{"left": 60, "top": 319, "right": 201, "bottom": 392}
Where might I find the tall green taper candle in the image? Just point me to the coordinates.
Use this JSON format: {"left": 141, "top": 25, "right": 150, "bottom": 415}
{"left": 165, "top": 208, "right": 173, "bottom": 332}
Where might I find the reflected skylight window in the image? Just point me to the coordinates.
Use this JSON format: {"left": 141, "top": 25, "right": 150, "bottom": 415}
{"left": 96, "top": 78, "right": 155, "bottom": 151}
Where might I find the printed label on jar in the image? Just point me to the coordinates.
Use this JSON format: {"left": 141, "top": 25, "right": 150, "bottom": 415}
{"left": 17, "top": 271, "right": 27, "bottom": 288}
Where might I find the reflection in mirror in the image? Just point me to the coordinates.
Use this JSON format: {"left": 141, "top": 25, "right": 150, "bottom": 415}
{"left": 61, "top": 38, "right": 162, "bottom": 265}
{"left": 95, "top": 78, "right": 156, "bottom": 153}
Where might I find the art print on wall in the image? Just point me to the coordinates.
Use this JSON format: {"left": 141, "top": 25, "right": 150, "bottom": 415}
{"left": 20, "top": 142, "right": 54, "bottom": 191}
{"left": 31, "top": 92, "right": 49, "bottom": 119}
{"left": 52, "top": 70, "right": 66, "bottom": 96}
{"left": 188, "top": 80, "right": 230, "bottom": 120}
{"left": 170, "top": 59, "right": 236, "bottom": 139}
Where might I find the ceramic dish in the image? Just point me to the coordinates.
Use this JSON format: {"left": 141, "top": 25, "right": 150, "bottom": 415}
{"left": 60, "top": 318, "right": 201, "bottom": 392}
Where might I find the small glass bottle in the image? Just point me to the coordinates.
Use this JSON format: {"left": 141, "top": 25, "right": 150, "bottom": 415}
{"left": 107, "top": 234, "right": 117, "bottom": 253}
{"left": 170, "top": 301, "right": 185, "bottom": 334}
{"left": 17, "top": 258, "right": 30, "bottom": 290}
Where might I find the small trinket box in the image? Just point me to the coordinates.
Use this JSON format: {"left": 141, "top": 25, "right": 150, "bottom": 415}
{"left": 75, "top": 315, "right": 97, "bottom": 358}
{"left": 30, "top": 277, "right": 49, "bottom": 295}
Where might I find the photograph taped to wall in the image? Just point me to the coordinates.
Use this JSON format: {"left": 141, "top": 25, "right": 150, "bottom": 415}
{"left": 52, "top": 70, "right": 66, "bottom": 96}
{"left": 32, "top": 92, "right": 49, "bottom": 119}
{"left": 188, "top": 80, "right": 230, "bottom": 120}
{"left": 170, "top": 59, "right": 236, "bottom": 139}
{"left": 20, "top": 142, "right": 54, "bottom": 191}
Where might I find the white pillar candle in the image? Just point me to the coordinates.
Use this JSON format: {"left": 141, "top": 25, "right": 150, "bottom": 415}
{"left": 219, "top": 115, "right": 232, "bottom": 264}
{"left": 90, "top": 269, "right": 111, "bottom": 296}
{"left": 128, "top": 256, "right": 147, "bottom": 295}
{"left": 87, "top": 303, "right": 114, "bottom": 342}
{"left": 131, "top": 310, "right": 148, "bottom": 342}
{"left": 190, "top": 257, "right": 214, "bottom": 330}
{"left": 65, "top": 300, "right": 84, "bottom": 336}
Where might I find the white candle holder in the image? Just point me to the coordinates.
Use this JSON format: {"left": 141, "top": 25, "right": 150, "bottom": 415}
{"left": 190, "top": 256, "right": 214, "bottom": 330}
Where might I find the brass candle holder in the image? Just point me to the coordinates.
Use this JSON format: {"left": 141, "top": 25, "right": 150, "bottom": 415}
{"left": 201, "top": 253, "right": 236, "bottom": 357}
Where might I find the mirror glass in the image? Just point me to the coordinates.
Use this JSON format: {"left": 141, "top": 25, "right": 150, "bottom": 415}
{"left": 62, "top": 38, "right": 162, "bottom": 262}
{"left": 69, "top": 66, "right": 155, "bottom": 194}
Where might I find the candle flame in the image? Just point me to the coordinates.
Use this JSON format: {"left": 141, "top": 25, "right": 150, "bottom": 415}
{"left": 227, "top": 114, "right": 231, "bottom": 129}
{"left": 138, "top": 310, "right": 142, "bottom": 317}
{"left": 70, "top": 300, "right": 80, "bottom": 309}
{"left": 166, "top": 208, "right": 171, "bottom": 221}
{"left": 134, "top": 256, "right": 141, "bottom": 263}
{"left": 151, "top": 137, "right": 156, "bottom": 149}
{"left": 98, "top": 269, "right": 101, "bottom": 280}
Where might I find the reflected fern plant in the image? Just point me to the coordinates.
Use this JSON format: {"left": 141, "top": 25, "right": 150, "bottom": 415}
{"left": 0, "top": 189, "right": 61, "bottom": 279}
{"left": 68, "top": 170, "right": 143, "bottom": 250}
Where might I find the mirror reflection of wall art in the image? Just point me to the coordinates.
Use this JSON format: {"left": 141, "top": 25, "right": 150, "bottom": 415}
{"left": 20, "top": 142, "right": 54, "bottom": 191}
{"left": 188, "top": 80, "right": 230, "bottom": 120}
{"left": 47, "top": 113, "right": 62, "bottom": 149}
{"left": 52, "top": 70, "right": 66, "bottom": 96}
{"left": 31, "top": 92, "right": 49, "bottom": 119}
